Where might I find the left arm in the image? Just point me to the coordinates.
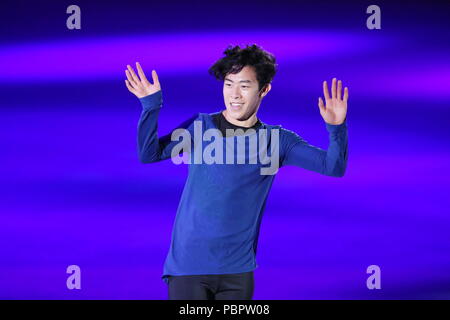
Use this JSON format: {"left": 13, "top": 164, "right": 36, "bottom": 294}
{"left": 280, "top": 78, "right": 349, "bottom": 177}
{"left": 280, "top": 121, "right": 348, "bottom": 177}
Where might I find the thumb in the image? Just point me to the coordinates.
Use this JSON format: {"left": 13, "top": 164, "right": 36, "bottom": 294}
{"left": 318, "top": 97, "right": 326, "bottom": 113}
{"left": 152, "top": 70, "right": 160, "bottom": 85}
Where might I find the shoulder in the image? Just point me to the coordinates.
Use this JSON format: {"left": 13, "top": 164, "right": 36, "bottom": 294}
{"left": 265, "top": 124, "right": 308, "bottom": 155}
{"left": 195, "top": 111, "right": 224, "bottom": 129}
{"left": 260, "top": 122, "right": 302, "bottom": 141}
{"left": 181, "top": 112, "right": 220, "bottom": 125}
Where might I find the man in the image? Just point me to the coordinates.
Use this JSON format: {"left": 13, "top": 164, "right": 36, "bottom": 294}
{"left": 124, "top": 44, "right": 349, "bottom": 300}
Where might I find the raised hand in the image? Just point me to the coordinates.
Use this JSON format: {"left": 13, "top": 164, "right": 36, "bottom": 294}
{"left": 318, "top": 78, "right": 348, "bottom": 125}
{"left": 125, "top": 62, "right": 161, "bottom": 98}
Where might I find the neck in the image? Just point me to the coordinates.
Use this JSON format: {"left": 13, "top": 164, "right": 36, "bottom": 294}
{"left": 222, "top": 110, "right": 258, "bottom": 128}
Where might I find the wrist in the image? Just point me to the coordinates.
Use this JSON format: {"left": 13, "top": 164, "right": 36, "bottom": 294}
{"left": 139, "top": 90, "right": 163, "bottom": 111}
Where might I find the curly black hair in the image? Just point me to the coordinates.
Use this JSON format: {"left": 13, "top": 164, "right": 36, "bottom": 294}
{"left": 208, "top": 44, "right": 278, "bottom": 91}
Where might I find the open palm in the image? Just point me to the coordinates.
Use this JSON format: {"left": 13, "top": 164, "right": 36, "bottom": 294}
{"left": 318, "top": 78, "right": 348, "bottom": 125}
{"left": 125, "top": 62, "right": 161, "bottom": 98}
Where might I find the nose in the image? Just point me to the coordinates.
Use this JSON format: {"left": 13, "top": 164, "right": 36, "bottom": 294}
{"left": 231, "top": 86, "right": 242, "bottom": 99}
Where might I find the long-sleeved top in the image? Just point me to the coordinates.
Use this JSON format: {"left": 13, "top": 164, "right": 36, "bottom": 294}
{"left": 137, "top": 90, "right": 348, "bottom": 284}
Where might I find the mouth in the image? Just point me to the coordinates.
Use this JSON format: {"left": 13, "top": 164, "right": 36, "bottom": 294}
{"left": 230, "top": 102, "right": 244, "bottom": 110}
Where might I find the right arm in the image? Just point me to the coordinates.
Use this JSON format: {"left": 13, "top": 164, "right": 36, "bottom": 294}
{"left": 125, "top": 62, "right": 197, "bottom": 163}
{"left": 137, "top": 91, "right": 166, "bottom": 163}
{"left": 137, "top": 92, "right": 199, "bottom": 163}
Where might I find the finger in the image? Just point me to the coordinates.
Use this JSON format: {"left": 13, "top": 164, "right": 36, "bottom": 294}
{"left": 125, "top": 79, "right": 136, "bottom": 93}
{"left": 331, "top": 78, "right": 337, "bottom": 99}
{"left": 318, "top": 97, "right": 326, "bottom": 113}
{"left": 323, "top": 81, "right": 330, "bottom": 100}
{"left": 136, "top": 62, "right": 149, "bottom": 83}
{"left": 151, "top": 70, "right": 159, "bottom": 85}
{"left": 337, "top": 80, "right": 342, "bottom": 100}
{"left": 343, "top": 87, "right": 349, "bottom": 102}
{"left": 125, "top": 70, "right": 139, "bottom": 88}
{"left": 127, "top": 64, "right": 140, "bottom": 83}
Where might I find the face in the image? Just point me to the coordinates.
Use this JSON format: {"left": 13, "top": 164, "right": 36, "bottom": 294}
{"left": 223, "top": 65, "right": 271, "bottom": 121}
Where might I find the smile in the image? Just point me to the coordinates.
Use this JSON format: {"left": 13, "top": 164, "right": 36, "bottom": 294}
{"left": 230, "top": 102, "right": 244, "bottom": 109}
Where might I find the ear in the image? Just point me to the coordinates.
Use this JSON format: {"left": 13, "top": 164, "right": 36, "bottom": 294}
{"left": 260, "top": 83, "right": 272, "bottom": 98}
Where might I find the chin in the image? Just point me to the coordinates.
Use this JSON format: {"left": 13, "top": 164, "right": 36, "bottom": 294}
{"left": 227, "top": 108, "right": 246, "bottom": 120}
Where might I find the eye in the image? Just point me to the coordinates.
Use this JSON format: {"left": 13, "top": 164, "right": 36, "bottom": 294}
{"left": 242, "top": 86, "right": 250, "bottom": 89}
{"left": 225, "top": 83, "right": 232, "bottom": 87}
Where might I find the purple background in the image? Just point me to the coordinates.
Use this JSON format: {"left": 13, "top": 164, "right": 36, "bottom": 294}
{"left": 0, "top": 0, "right": 449, "bottom": 299}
